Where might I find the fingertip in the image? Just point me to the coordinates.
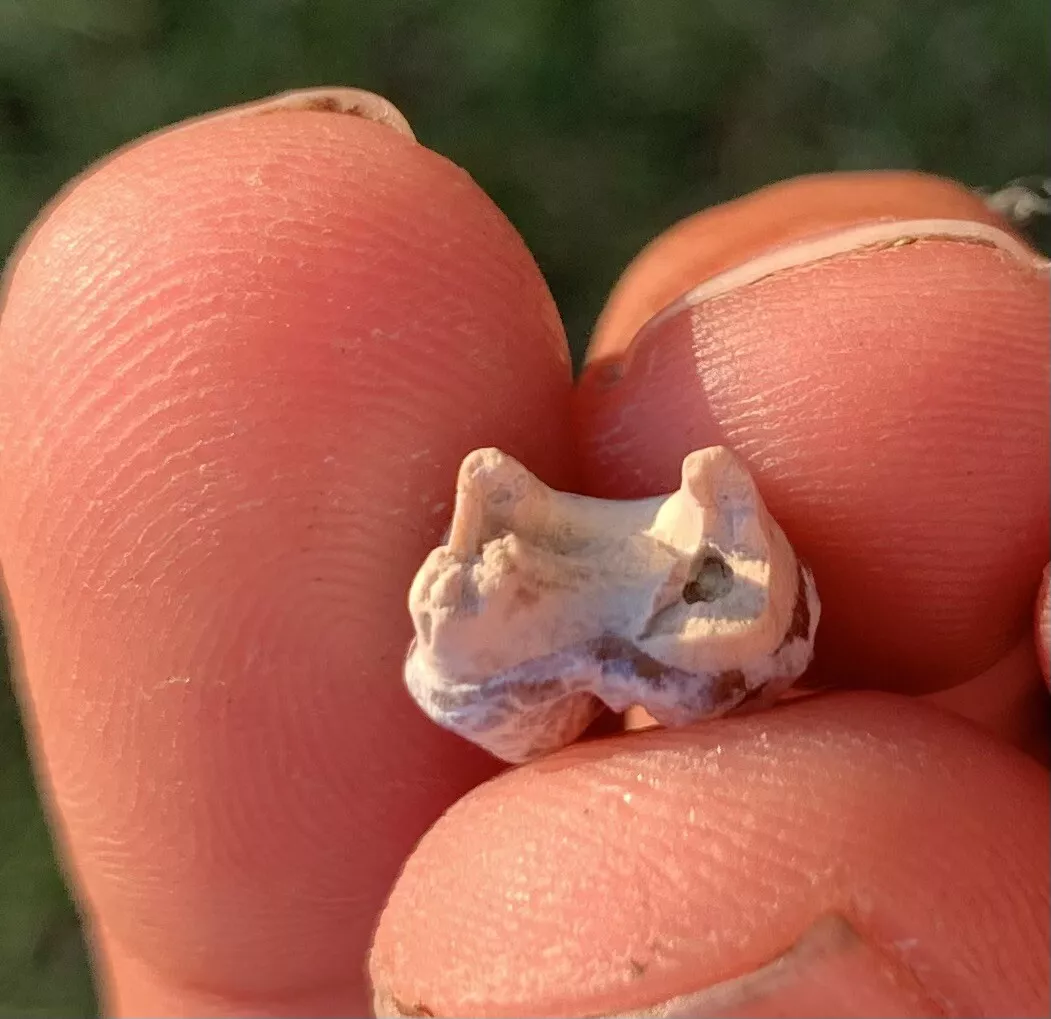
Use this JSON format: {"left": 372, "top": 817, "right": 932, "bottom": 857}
{"left": 0, "top": 93, "right": 571, "bottom": 1001}
{"left": 574, "top": 174, "right": 1049, "bottom": 693}
{"left": 370, "top": 693, "right": 1050, "bottom": 1018}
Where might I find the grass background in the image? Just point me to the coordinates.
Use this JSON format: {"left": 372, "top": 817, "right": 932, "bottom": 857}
{"left": 0, "top": 0, "right": 1047, "bottom": 1014}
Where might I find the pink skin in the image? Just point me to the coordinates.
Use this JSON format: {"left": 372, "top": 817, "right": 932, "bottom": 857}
{"left": 1037, "top": 565, "right": 1051, "bottom": 684}
{"left": 0, "top": 95, "right": 1047, "bottom": 1017}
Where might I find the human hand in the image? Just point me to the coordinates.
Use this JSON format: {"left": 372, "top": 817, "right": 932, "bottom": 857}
{"left": 0, "top": 89, "right": 1046, "bottom": 1018}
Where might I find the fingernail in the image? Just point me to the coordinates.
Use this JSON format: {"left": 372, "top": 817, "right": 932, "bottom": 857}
{"left": 592, "top": 217, "right": 1046, "bottom": 382}
{"left": 605, "top": 914, "right": 942, "bottom": 1019}
{"left": 584, "top": 168, "right": 1050, "bottom": 371}
{"left": 172, "top": 86, "right": 416, "bottom": 140}
{"left": 237, "top": 86, "right": 416, "bottom": 138}
{"left": 1036, "top": 563, "right": 1050, "bottom": 686}
{"left": 371, "top": 914, "right": 942, "bottom": 1018}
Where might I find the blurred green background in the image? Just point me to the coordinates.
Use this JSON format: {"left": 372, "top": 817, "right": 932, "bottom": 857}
{"left": 0, "top": 0, "right": 1047, "bottom": 1014}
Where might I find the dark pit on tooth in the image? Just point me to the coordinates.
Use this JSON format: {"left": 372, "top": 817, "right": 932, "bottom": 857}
{"left": 683, "top": 549, "right": 734, "bottom": 604}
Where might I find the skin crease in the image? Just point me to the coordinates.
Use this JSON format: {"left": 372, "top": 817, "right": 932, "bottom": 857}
{"left": 0, "top": 94, "right": 1047, "bottom": 1017}
{"left": 1037, "top": 566, "right": 1050, "bottom": 686}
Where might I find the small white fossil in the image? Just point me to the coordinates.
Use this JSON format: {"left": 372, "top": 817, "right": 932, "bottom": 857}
{"left": 404, "top": 446, "right": 820, "bottom": 763}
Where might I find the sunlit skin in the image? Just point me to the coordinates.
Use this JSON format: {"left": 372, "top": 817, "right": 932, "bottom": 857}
{"left": 0, "top": 91, "right": 1046, "bottom": 1017}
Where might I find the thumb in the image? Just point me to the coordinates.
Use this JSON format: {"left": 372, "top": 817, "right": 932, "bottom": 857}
{"left": 369, "top": 693, "right": 1049, "bottom": 1018}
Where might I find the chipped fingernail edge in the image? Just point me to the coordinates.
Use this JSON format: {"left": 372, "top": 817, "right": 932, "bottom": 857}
{"left": 243, "top": 87, "right": 416, "bottom": 138}
{"left": 169, "top": 86, "right": 416, "bottom": 140}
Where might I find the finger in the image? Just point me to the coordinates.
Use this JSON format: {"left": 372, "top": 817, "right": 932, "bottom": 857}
{"left": 573, "top": 172, "right": 1050, "bottom": 703}
{"left": 0, "top": 88, "right": 573, "bottom": 1016}
{"left": 370, "top": 692, "right": 1050, "bottom": 1018}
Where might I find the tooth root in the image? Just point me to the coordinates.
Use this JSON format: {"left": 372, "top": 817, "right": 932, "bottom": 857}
{"left": 446, "top": 448, "right": 535, "bottom": 554}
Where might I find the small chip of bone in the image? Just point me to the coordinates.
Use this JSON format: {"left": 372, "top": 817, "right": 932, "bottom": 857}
{"left": 404, "top": 447, "right": 820, "bottom": 763}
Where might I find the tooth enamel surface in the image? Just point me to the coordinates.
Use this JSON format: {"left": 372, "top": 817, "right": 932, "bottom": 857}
{"left": 405, "top": 446, "right": 821, "bottom": 763}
